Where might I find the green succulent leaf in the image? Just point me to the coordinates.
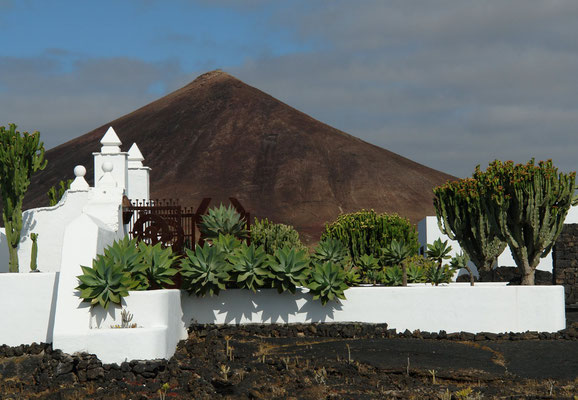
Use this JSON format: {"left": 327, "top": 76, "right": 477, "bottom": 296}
{"left": 229, "top": 243, "right": 272, "bottom": 292}
{"left": 181, "top": 243, "right": 231, "bottom": 296}
{"left": 312, "top": 238, "right": 350, "bottom": 266}
{"left": 76, "top": 256, "right": 133, "bottom": 309}
{"left": 137, "top": 242, "right": 179, "bottom": 289}
{"left": 307, "top": 261, "right": 349, "bottom": 305}
{"left": 268, "top": 247, "right": 310, "bottom": 294}
{"left": 200, "top": 204, "right": 249, "bottom": 241}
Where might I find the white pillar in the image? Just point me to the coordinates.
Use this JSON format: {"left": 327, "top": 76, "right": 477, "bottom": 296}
{"left": 126, "top": 143, "right": 151, "bottom": 202}
{"left": 93, "top": 127, "right": 128, "bottom": 194}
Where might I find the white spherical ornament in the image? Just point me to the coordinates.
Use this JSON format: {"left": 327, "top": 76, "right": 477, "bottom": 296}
{"left": 73, "top": 165, "right": 86, "bottom": 177}
{"left": 102, "top": 161, "right": 114, "bottom": 173}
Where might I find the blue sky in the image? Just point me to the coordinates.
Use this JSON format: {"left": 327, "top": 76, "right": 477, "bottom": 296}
{"left": 2, "top": 0, "right": 578, "bottom": 177}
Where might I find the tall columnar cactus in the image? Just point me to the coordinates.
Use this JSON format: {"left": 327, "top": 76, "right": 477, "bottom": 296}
{"left": 480, "top": 159, "right": 575, "bottom": 285}
{"left": 30, "top": 233, "right": 38, "bottom": 272}
{"left": 433, "top": 176, "right": 507, "bottom": 274}
{"left": 0, "top": 124, "right": 47, "bottom": 272}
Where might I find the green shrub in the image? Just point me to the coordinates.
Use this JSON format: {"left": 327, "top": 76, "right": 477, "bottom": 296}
{"left": 307, "top": 262, "right": 349, "bottom": 305}
{"left": 229, "top": 243, "right": 272, "bottom": 292}
{"left": 200, "top": 204, "right": 249, "bottom": 241}
{"left": 268, "top": 247, "right": 310, "bottom": 294}
{"left": 76, "top": 256, "right": 133, "bottom": 309}
{"left": 251, "top": 218, "right": 307, "bottom": 255}
{"left": 180, "top": 243, "right": 231, "bottom": 296}
{"left": 321, "top": 210, "right": 419, "bottom": 262}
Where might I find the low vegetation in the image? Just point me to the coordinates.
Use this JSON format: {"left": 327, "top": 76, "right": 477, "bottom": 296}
{"left": 77, "top": 205, "right": 469, "bottom": 310}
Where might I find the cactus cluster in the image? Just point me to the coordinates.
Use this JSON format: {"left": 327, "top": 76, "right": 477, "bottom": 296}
{"left": 250, "top": 218, "right": 307, "bottom": 255}
{"left": 321, "top": 210, "right": 419, "bottom": 262}
{"left": 434, "top": 159, "right": 575, "bottom": 285}
{"left": 0, "top": 124, "right": 47, "bottom": 272}
{"left": 47, "top": 179, "right": 72, "bottom": 206}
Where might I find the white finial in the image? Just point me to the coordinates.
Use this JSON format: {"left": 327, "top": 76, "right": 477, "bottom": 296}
{"left": 70, "top": 165, "right": 89, "bottom": 191}
{"left": 100, "top": 127, "right": 122, "bottom": 154}
{"left": 127, "top": 143, "right": 144, "bottom": 167}
{"left": 97, "top": 162, "right": 117, "bottom": 188}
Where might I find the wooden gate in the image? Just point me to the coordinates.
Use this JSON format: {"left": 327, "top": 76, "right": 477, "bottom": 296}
{"left": 123, "top": 197, "right": 251, "bottom": 253}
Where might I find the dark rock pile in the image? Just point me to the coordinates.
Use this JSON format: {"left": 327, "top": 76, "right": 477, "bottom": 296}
{"left": 1, "top": 322, "right": 577, "bottom": 399}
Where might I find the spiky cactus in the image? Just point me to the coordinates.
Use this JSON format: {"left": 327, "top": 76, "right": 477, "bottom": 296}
{"left": 434, "top": 176, "right": 507, "bottom": 274}
{"left": 30, "top": 233, "right": 38, "bottom": 272}
{"left": 0, "top": 124, "right": 47, "bottom": 272}
{"left": 481, "top": 159, "right": 575, "bottom": 285}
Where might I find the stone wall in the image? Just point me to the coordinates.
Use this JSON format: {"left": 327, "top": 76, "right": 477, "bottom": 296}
{"left": 554, "top": 224, "right": 578, "bottom": 306}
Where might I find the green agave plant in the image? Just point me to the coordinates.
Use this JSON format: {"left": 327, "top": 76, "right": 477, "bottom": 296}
{"left": 364, "top": 268, "right": 388, "bottom": 285}
{"left": 425, "top": 263, "right": 455, "bottom": 285}
{"left": 212, "top": 233, "right": 243, "bottom": 254}
{"left": 268, "top": 247, "right": 310, "bottom": 294}
{"left": 450, "top": 252, "right": 473, "bottom": 286}
{"left": 426, "top": 238, "right": 453, "bottom": 286}
{"left": 76, "top": 256, "right": 133, "bottom": 309}
{"left": 307, "top": 262, "right": 349, "bottom": 306}
{"left": 356, "top": 254, "right": 380, "bottom": 271}
{"left": 312, "top": 238, "right": 350, "bottom": 265}
{"left": 229, "top": 243, "right": 272, "bottom": 292}
{"left": 180, "top": 243, "right": 231, "bottom": 296}
{"left": 406, "top": 263, "right": 427, "bottom": 283}
{"left": 137, "top": 242, "right": 180, "bottom": 289}
{"left": 102, "top": 236, "right": 147, "bottom": 290}
{"left": 382, "top": 239, "right": 416, "bottom": 286}
{"left": 343, "top": 264, "right": 362, "bottom": 286}
{"left": 199, "top": 204, "right": 249, "bottom": 241}
{"left": 383, "top": 265, "right": 404, "bottom": 286}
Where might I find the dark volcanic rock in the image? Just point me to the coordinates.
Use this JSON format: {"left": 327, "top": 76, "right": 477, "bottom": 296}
{"left": 25, "top": 70, "right": 454, "bottom": 241}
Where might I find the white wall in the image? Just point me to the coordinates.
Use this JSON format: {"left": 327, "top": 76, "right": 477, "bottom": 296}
{"left": 181, "top": 285, "right": 565, "bottom": 333}
{"left": 14, "top": 190, "right": 90, "bottom": 273}
{"left": 0, "top": 272, "right": 59, "bottom": 346}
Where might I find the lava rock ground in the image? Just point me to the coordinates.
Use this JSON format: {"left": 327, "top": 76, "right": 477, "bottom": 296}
{"left": 1, "top": 320, "right": 578, "bottom": 399}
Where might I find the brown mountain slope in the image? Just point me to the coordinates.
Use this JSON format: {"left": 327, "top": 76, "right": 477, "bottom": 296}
{"left": 27, "top": 70, "right": 455, "bottom": 240}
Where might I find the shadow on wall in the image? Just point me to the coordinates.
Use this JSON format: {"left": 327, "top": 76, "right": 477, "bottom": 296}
{"left": 180, "top": 288, "right": 342, "bottom": 325}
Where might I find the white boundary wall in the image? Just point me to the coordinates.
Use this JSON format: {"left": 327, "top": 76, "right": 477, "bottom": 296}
{"left": 0, "top": 281, "right": 566, "bottom": 361}
{"left": 0, "top": 272, "right": 59, "bottom": 346}
{"left": 181, "top": 285, "right": 566, "bottom": 334}
{"left": 85, "top": 290, "right": 186, "bottom": 365}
